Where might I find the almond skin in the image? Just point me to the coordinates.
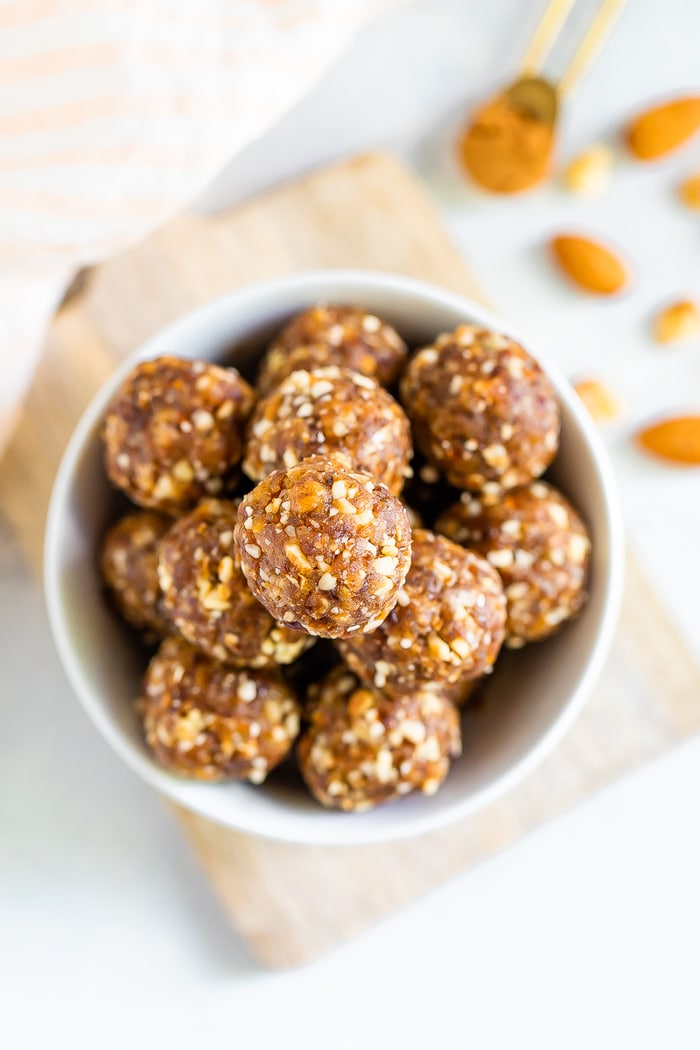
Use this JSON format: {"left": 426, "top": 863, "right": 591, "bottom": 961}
{"left": 637, "top": 416, "right": 700, "bottom": 465}
{"left": 627, "top": 97, "right": 700, "bottom": 160}
{"left": 550, "top": 234, "right": 630, "bottom": 295}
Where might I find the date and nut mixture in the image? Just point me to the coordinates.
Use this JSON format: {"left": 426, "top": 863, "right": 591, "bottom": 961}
{"left": 140, "top": 636, "right": 300, "bottom": 783}
{"left": 337, "top": 529, "right": 506, "bottom": 698}
{"left": 436, "top": 481, "right": 590, "bottom": 647}
{"left": 104, "top": 355, "right": 254, "bottom": 514}
{"left": 157, "top": 498, "right": 313, "bottom": 667}
{"left": 100, "top": 510, "right": 172, "bottom": 638}
{"left": 400, "top": 325, "right": 560, "bottom": 498}
{"left": 235, "top": 456, "right": 412, "bottom": 638}
{"left": 298, "top": 666, "right": 461, "bottom": 811}
{"left": 256, "top": 304, "right": 407, "bottom": 395}
{"left": 98, "top": 308, "right": 591, "bottom": 808}
{"left": 243, "top": 365, "right": 412, "bottom": 496}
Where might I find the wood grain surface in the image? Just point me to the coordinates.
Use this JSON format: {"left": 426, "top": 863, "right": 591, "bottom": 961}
{"left": 2, "top": 152, "right": 699, "bottom": 969}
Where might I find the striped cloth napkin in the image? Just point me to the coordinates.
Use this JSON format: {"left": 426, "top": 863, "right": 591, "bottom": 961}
{"left": 0, "top": 0, "right": 408, "bottom": 457}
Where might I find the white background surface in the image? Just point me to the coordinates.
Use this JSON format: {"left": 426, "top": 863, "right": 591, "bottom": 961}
{"left": 3, "top": 0, "right": 700, "bottom": 1046}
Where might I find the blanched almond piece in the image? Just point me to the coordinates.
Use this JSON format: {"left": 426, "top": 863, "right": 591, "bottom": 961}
{"left": 574, "top": 378, "right": 621, "bottom": 423}
{"left": 653, "top": 300, "right": 700, "bottom": 344}
{"left": 563, "top": 146, "right": 613, "bottom": 196}
{"left": 550, "top": 235, "right": 630, "bottom": 295}
{"left": 679, "top": 173, "right": 700, "bottom": 210}
{"left": 637, "top": 416, "right": 700, "bottom": 465}
{"left": 627, "top": 97, "right": 700, "bottom": 160}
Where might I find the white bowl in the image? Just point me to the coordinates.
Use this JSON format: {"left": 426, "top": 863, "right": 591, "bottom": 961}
{"left": 45, "top": 270, "right": 624, "bottom": 846}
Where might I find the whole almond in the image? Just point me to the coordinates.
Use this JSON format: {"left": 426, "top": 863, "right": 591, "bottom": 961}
{"left": 653, "top": 300, "right": 700, "bottom": 344}
{"left": 550, "top": 234, "right": 630, "bottom": 295}
{"left": 637, "top": 416, "right": 700, "bottom": 465}
{"left": 574, "top": 378, "right": 621, "bottom": 423}
{"left": 627, "top": 97, "right": 700, "bottom": 160}
{"left": 679, "top": 173, "right": 700, "bottom": 210}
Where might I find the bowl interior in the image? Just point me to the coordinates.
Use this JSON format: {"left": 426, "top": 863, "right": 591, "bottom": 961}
{"left": 45, "top": 271, "right": 623, "bottom": 845}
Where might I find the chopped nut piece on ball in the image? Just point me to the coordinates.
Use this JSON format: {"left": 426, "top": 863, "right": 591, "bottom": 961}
{"left": 243, "top": 366, "right": 412, "bottom": 496}
{"left": 140, "top": 636, "right": 300, "bottom": 782}
{"left": 337, "top": 528, "right": 506, "bottom": 696}
{"left": 235, "top": 457, "right": 412, "bottom": 639}
{"left": 400, "top": 326, "right": 559, "bottom": 497}
{"left": 298, "top": 667, "right": 461, "bottom": 811}
{"left": 104, "top": 355, "right": 254, "bottom": 513}
{"left": 158, "top": 499, "right": 313, "bottom": 667}
{"left": 100, "top": 510, "right": 172, "bottom": 637}
{"left": 256, "top": 304, "right": 407, "bottom": 395}
{"left": 435, "top": 481, "right": 590, "bottom": 647}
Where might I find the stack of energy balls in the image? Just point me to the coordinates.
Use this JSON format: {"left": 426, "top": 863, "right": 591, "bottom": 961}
{"left": 100, "top": 304, "right": 591, "bottom": 813}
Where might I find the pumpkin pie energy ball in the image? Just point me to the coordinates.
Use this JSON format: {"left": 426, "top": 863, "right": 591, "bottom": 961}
{"left": 243, "top": 366, "right": 412, "bottom": 496}
{"left": 140, "top": 636, "right": 300, "bottom": 783}
{"left": 235, "top": 457, "right": 412, "bottom": 638}
{"left": 400, "top": 326, "right": 560, "bottom": 497}
{"left": 100, "top": 510, "right": 172, "bottom": 637}
{"left": 157, "top": 499, "right": 313, "bottom": 667}
{"left": 256, "top": 304, "right": 407, "bottom": 395}
{"left": 337, "top": 528, "right": 506, "bottom": 696}
{"left": 104, "top": 355, "right": 254, "bottom": 513}
{"left": 298, "top": 667, "right": 461, "bottom": 811}
{"left": 435, "top": 481, "right": 590, "bottom": 647}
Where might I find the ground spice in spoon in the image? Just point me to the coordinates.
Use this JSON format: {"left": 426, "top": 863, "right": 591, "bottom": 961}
{"left": 458, "top": 94, "right": 554, "bottom": 194}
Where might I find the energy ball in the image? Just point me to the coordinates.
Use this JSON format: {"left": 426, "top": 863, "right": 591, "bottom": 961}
{"left": 298, "top": 666, "right": 461, "bottom": 811}
{"left": 140, "top": 636, "right": 300, "bottom": 783}
{"left": 157, "top": 499, "right": 313, "bottom": 667}
{"left": 435, "top": 481, "right": 590, "bottom": 648}
{"left": 100, "top": 510, "right": 172, "bottom": 637}
{"left": 243, "top": 366, "right": 412, "bottom": 496}
{"left": 235, "top": 457, "right": 412, "bottom": 639}
{"left": 337, "top": 528, "right": 506, "bottom": 696}
{"left": 400, "top": 326, "right": 560, "bottom": 497}
{"left": 256, "top": 304, "right": 407, "bottom": 395}
{"left": 104, "top": 355, "right": 254, "bottom": 513}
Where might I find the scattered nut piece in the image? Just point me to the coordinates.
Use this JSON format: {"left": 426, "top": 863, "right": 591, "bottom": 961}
{"left": 550, "top": 235, "right": 630, "bottom": 296}
{"left": 637, "top": 416, "right": 700, "bottom": 465}
{"left": 679, "top": 173, "right": 700, "bottom": 210}
{"left": 653, "top": 300, "right": 700, "bottom": 345}
{"left": 573, "top": 378, "right": 622, "bottom": 423}
{"left": 627, "top": 97, "right": 700, "bottom": 161}
{"left": 563, "top": 145, "right": 613, "bottom": 196}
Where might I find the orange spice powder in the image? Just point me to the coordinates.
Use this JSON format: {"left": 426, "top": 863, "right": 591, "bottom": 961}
{"left": 458, "top": 96, "right": 554, "bottom": 194}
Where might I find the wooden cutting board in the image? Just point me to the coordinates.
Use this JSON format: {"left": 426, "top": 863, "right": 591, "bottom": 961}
{"left": 2, "top": 152, "right": 700, "bottom": 969}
